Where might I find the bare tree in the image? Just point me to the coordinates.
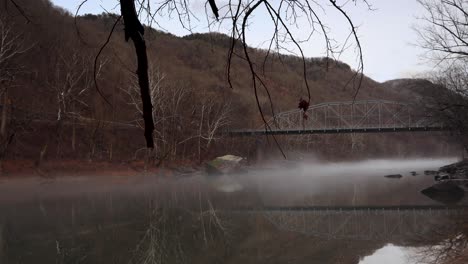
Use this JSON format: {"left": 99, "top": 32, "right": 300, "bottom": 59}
{"left": 123, "top": 67, "right": 232, "bottom": 163}
{"left": 349, "top": 133, "right": 365, "bottom": 153}
{"left": 74, "top": 0, "right": 369, "bottom": 152}
{"left": 0, "top": 16, "right": 26, "bottom": 89}
{"left": 412, "top": 213, "right": 468, "bottom": 264}
{"left": 48, "top": 52, "right": 93, "bottom": 122}
{"left": 0, "top": 16, "right": 28, "bottom": 136}
{"left": 416, "top": 0, "right": 468, "bottom": 152}
{"left": 417, "top": 0, "right": 468, "bottom": 63}
{"left": 415, "top": 1, "right": 468, "bottom": 262}
{"left": 123, "top": 67, "right": 194, "bottom": 162}
{"left": 199, "top": 97, "right": 231, "bottom": 149}
{"left": 193, "top": 90, "right": 232, "bottom": 162}
{"left": 44, "top": 51, "right": 106, "bottom": 159}
{"left": 424, "top": 66, "right": 468, "bottom": 151}
{"left": 0, "top": 15, "right": 30, "bottom": 174}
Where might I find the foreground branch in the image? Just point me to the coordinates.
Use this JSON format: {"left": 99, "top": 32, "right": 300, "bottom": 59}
{"left": 120, "top": 0, "right": 155, "bottom": 148}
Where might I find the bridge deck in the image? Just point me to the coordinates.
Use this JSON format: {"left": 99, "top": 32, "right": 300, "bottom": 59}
{"left": 228, "top": 126, "right": 448, "bottom": 136}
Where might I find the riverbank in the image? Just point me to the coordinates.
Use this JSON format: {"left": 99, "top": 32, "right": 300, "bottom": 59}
{"left": 439, "top": 159, "right": 468, "bottom": 178}
{"left": 0, "top": 159, "right": 200, "bottom": 178}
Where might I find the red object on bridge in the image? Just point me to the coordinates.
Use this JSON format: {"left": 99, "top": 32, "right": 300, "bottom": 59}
{"left": 298, "top": 98, "right": 309, "bottom": 112}
{"left": 298, "top": 99, "right": 310, "bottom": 120}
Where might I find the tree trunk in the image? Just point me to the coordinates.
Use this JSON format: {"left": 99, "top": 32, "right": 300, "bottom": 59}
{"left": 72, "top": 122, "right": 76, "bottom": 151}
{"left": 55, "top": 125, "right": 63, "bottom": 158}
{"left": 109, "top": 142, "right": 113, "bottom": 161}
{"left": 1, "top": 89, "right": 8, "bottom": 137}
{"left": 71, "top": 103, "right": 76, "bottom": 152}
{"left": 88, "top": 124, "right": 98, "bottom": 162}
{"left": 0, "top": 89, "right": 8, "bottom": 174}
{"left": 120, "top": 0, "right": 154, "bottom": 148}
{"left": 37, "top": 144, "right": 48, "bottom": 168}
{"left": 198, "top": 105, "right": 205, "bottom": 164}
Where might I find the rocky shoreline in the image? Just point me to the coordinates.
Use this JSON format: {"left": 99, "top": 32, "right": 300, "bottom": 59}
{"left": 438, "top": 159, "right": 468, "bottom": 179}
{"left": 421, "top": 159, "right": 468, "bottom": 204}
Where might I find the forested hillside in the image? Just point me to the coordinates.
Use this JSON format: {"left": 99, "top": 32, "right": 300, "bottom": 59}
{"left": 0, "top": 0, "right": 456, "bottom": 165}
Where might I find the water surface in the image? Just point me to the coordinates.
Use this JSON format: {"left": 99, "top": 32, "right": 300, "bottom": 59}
{"left": 0, "top": 158, "right": 463, "bottom": 263}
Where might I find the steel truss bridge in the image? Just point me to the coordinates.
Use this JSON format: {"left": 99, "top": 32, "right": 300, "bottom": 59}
{"left": 229, "top": 100, "right": 448, "bottom": 136}
{"left": 236, "top": 206, "right": 467, "bottom": 241}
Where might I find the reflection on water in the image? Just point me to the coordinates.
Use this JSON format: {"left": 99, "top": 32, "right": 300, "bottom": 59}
{"left": 359, "top": 244, "right": 429, "bottom": 264}
{"left": 0, "top": 158, "right": 466, "bottom": 263}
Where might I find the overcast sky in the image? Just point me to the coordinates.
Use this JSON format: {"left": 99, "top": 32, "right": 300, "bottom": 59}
{"left": 50, "top": 0, "right": 431, "bottom": 82}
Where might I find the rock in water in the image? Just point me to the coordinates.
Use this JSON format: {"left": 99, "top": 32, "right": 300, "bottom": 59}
{"left": 205, "top": 155, "right": 244, "bottom": 176}
{"left": 421, "top": 184, "right": 465, "bottom": 205}
{"left": 384, "top": 174, "right": 403, "bottom": 179}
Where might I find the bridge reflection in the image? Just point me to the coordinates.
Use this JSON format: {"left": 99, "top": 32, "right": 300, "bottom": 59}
{"left": 234, "top": 206, "right": 467, "bottom": 241}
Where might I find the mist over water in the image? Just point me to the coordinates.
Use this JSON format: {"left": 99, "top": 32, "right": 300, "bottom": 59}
{"left": 0, "top": 157, "right": 459, "bottom": 206}
{"left": 243, "top": 157, "right": 459, "bottom": 206}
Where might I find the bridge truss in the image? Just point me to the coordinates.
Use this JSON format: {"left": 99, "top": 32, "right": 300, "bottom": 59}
{"left": 230, "top": 100, "right": 446, "bottom": 136}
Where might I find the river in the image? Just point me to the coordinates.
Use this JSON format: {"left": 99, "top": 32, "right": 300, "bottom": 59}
{"left": 0, "top": 157, "right": 465, "bottom": 263}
